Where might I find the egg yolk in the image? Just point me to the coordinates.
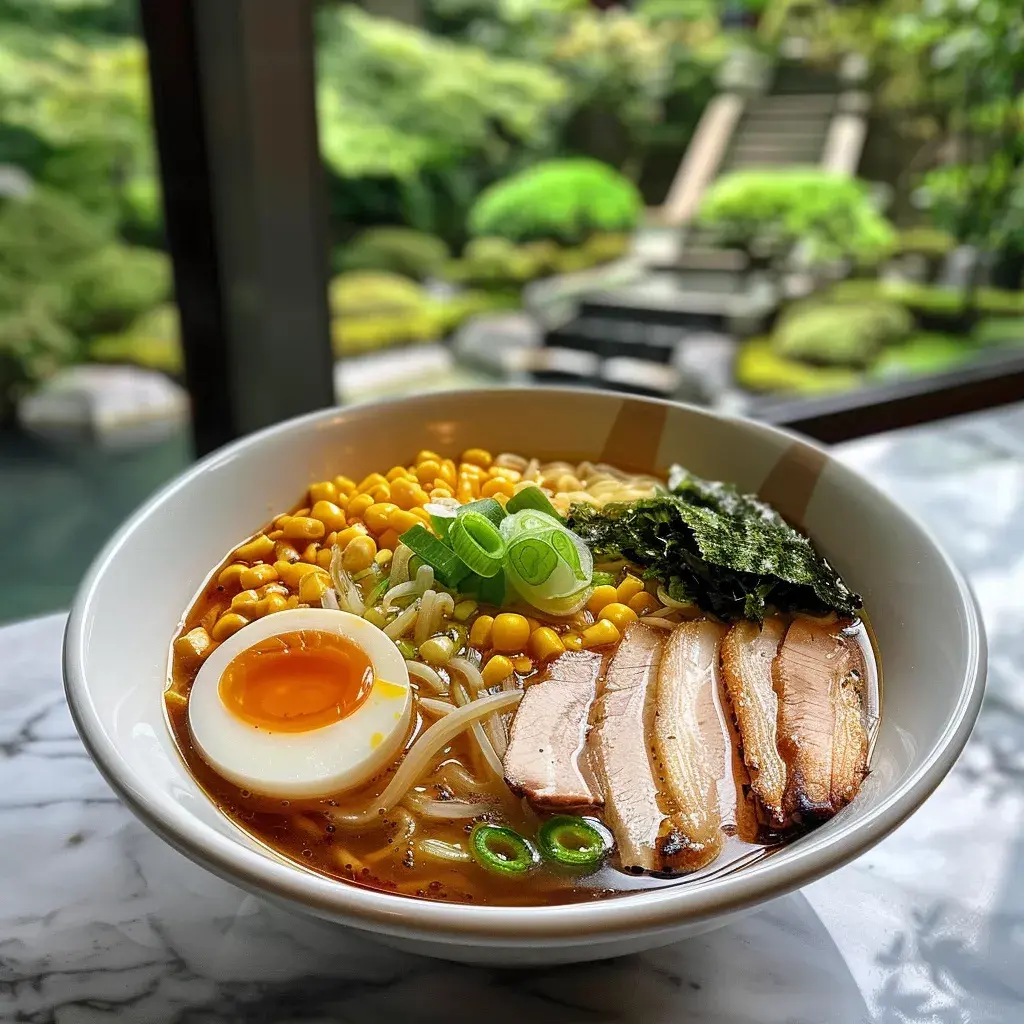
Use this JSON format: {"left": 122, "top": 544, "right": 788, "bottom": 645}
{"left": 219, "top": 629, "right": 373, "bottom": 733}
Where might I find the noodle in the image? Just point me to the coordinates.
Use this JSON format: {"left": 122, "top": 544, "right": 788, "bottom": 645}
{"left": 437, "top": 761, "right": 488, "bottom": 794}
{"left": 416, "top": 839, "right": 471, "bottom": 863}
{"left": 640, "top": 616, "right": 676, "bottom": 629}
{"left": 406, "top": 663, "right": 448, "bottom": 695}
{"left": 448, "top": 656, "right": 485, "bottom": 695}
{"left": 415, "top": 590, "right": 437, "bottom": 646}
{"left": 384, "top": 600, "right": 420, "bottom": 639}
{"left": 404, "top": 792, "right": 491, "bottom": 819}
{"left": 388, "top": 543, "right": 413, "bottom": 588}
{"left": 329, "top": 690, "right": 522, "bottom": 827}
{"left": 364, "top": 806, "right": 417, "bottom": 864}
{"left": 452, "top": 683, "right": 505, "bottom": 779}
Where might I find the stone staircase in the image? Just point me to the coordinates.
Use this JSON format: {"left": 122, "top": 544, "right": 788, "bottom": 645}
{"left": 717, "top": 93, "right": 836, "bottom": 174}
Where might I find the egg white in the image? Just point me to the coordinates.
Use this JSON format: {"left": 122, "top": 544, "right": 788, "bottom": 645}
{"left": 187, "top": 607, "right": 412, "bottom": 799}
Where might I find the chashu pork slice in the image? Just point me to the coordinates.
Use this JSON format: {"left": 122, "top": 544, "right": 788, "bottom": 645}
{"left": 773, "top": 618, "right": 869, "bottom": 823}
{"left": 651, "top": 620, "right": 730, "bottom": 872}
{"left": 721, "top": 618, "right": 789, "bottom": 828}
{"left": 504, "top": 650, "right": 603, "bottom": 811}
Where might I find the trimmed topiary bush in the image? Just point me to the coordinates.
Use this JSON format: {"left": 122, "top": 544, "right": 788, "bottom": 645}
{"left": 337, "top": 228, "right": 451, "bottom": 281}
{"left": 869, "top": 334, "right": 971, "bottom": 380}
{"left": 468, "top": 159, "right": 643, "bottom": 244}
{"left": 735, "top": 338, "right": 862, "bottom": 395}
{"left": 90, "top": 304, "right": 183, "bottom": 375}
{"left": 773, "top": 299, "right": 912, "bottom": 367}
{"left": 972, "top": 316, "right": 1024, "bottom": 348}
{"left": 895, "top": 227, "right": 956, "bottom": 260}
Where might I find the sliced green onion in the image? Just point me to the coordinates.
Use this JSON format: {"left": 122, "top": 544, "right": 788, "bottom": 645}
{"left": 591, "top": 571, "right": 616, "bottom": 587}
{"left": 458, "top": 497, "right": 506, "bottom": 528}
{"left": 365, "top": 574, "right": 390, "bottom": 607}
{"left": 505, "top": 484, "right": 562, "bottom": 520}
{"left": 424, "top": 502, "right": 458, "bottom": 541}
{"left": 537, "top": 816, "right": 610, "bottom": 869}
{"left": 399, "top": 525, "right": 468, "bottom": 588}
{"left": 507, "top": 535, "right": 559, "bottom": 586}
{"left": 475, "top": 568, "right": 506, "bottom": 607}
{"left": 453, "top": 598, "right": 478, "bottom": 622}
{"left": 499, "top": 509, "right": 562, "bottom": 540}
{"left": 470, "top": 824, "right": 538, "bottom": 876}
{"left": 549, "top": 530, "right": 585, "bottom": 580}
{"left": 395, "top": 638, "right": 417, "bottom": 660}
{"left": 448, "top": 513, "right": 504, "bottom": 578}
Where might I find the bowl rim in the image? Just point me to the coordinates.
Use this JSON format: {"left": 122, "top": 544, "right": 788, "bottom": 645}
{"left": 64, "top": 387, "right": 987, "bottom": 943}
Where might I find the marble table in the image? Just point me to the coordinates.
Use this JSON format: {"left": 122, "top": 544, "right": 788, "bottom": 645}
{"left": 4, "top": 406, "right": 1024, "bottom": 1024}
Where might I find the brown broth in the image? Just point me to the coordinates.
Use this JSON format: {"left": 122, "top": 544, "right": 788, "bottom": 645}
{"left": 167, "top": 579, "right": 881, "bottom": 905}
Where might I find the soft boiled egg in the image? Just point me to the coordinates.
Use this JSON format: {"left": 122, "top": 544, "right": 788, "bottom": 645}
{"left": 187, "top": 607, "right": 412, "bottom": 799}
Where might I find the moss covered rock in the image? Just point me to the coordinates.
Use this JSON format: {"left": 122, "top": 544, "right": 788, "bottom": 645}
{"left": 773, "top": 299, "right": 912, "bottom": 367}
{"left": 337, "top": 228, "right": 450, "bottom": 281}
{"left": 735, "top": 338, "right": 862, "bottom": 395}
{"left": 869, "top": 334, "right": 971, "bottom": 380}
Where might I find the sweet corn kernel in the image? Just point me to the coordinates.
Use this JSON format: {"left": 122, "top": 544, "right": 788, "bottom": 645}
{"left": 273, "top": 513, "right": 293, "bottom": 529}
{"left": 386, "top": 465, "right": 411, "bottom": 482}
{"left": 461, "top": 448, "right": 492, "bottom": 469}
{"left": 438, "top": 459, "right": 457, "bottom": 487}
{"left": 481, "top": 477, "right": 515, "bottom": 499}
{"left": 324, "top": 531, "right": 338, "bottom": 548}
{"left": 267, "top": 529, "right": 284, "bottom": 540}
{"left": 200, "top": 601, "right": 227, "bottom": 634}
{"left": 174, "top": 627, "right": 214, "bottom": 667}
{"left": 410, "top": 507, "right": 432, "bottom": 524}
{"left": 415, "top": 449, "right": 441, "bottom": 466}
{"left": 294, "top": 507, "right": 311, "bottom": 518}
{"left": 300, "top": 542, "right": 319, "bottom": 564}
{"left": 308, "top": 481, "right": 337, "bottom": 504}
{"left": 346, "top": 493, "right": 374, "bottom": 521}
{"left": 488, "top": 466, "right": 522, "bottom": 482}
{"left": 365, "top": 502, "right": 399, "bottom": 534}
{"left": 562, "top": 631, "right": 584, "bottom": 651}
{"left": 285, "top": 595, "right": 302, "bottom": 609}
{"left": 511, "top": 655, "right": 533, "bottom": 674}
{"left": 415, "top": 459, "right": 441, "bottom": 486}
{"left": 429, "top": 486, "right": 454, "bottom": 501}
{"left": 494, "top": 493, "right": 509, "bottom": 506}
{"left": 616, "top": 575, "right": 645, "bottom": 604}
{"left": 217, "top": 563, "right": 247, "bottom": 588}
{"left": 273, "top": 541, "right": 301, "bottom": 564}
{"left": 335, "top": 523, "right": 369, "bottom": 548}
{"left": 364, "top": 482, "right": 391, "bottom": 503}
{"left": 212, "top": 613, "right": 248, "bottom": 642}
{"left": 275, "top": 560, "right": 326, "bottom": 588}
{"left": 356, "top": 472, "right": 388, "bottom": 494}
{"left": 469, "top": 614, "right": 494, "bottom": 648}
{"left": 317, "top": 548, "right": 334, "bottom": 569}
{"left": 453, "top": 599, "right": 478, "bottom": 622}
{"left": 587, "top": 585, "right": 619, "bottom": 616}
{"left": 387, "top": 509, "right": 421, "bottom": 534}
{"left": 377, "top": 528, "right": 400, "bottom": 552}
{"left": 456, "top": 479, "right": 479, "bottom": 503}
{"left": 375, "top": 548, "right": 393, "bottom": 567}
{"left": 310, "top": 500, "right": 346, "bottom": 532}
{"left": 282, "top": 516, "right": 325, "bottom": 541}
{"left": 528, "top": 626, "right": 565, "bottom": 661}
{"left": 491, "top": 613, "right": 531, "bottom": 652}
{"left": 233, "top": 534, "right": 275, "bottom": 562}
{"left": 598, "top": 602, "right": 638, "bottom": 631}
{"left": 482, "top": 654, "right": 515, "bottom": 687}
{"left": 298, "top": 571, "right": 330, "bottom": 603}
{"left": 238, "top": 564, "right": 278, "bottom": 590}
{"left": 341, "top": 535, "right": 377, "bottom": 572}
{"left": 391, "top": 477, "right": 429, "bottom": 510}
{"left": 582, "top": 619, "right": 621, "bottom": 648}
{"left": 230, "top": 589, "right": 261, "bottom": 613}
{"left": 628, "top": 592, "right": 660, "bottom": 616}
{"left": 258, "top": 582, "right": 289, "bottom": 598}
{"left": 334, "top": 475, "right": 356, "bottom": 496}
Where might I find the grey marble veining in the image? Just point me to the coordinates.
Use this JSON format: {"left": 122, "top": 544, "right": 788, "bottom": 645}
{"left": 4, "top": 406, "right": 1024, "bottom": 1023}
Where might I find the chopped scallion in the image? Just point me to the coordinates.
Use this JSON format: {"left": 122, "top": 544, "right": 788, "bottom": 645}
{"left": 469, "top": 824, "right": 537, "bottom": 876}
{"left": 505, "top": 484, "right": 562, "bottom": 521}
{"left": 458, "top": 497, "right": 506, "bottom": 528}
{"left": 448, "top": 513, "right": 505, "bottom": 578}
{"left": 537, "top": 816, "right": 610, "bottom": 869}
{"left": 591, "top": 571, "right": 616, "bottom": 587}
{"left": 399, "top": 525, "right": 469, "bottom": 588}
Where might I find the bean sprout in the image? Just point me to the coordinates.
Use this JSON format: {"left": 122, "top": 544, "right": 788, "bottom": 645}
{"left": 406, "top": 663, "right": 447, "bottom": 695}
{"left": 384, "top": 600, "right": 420, "bottom": 639}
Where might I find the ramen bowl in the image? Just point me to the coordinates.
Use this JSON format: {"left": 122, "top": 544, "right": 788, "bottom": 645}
{"left": 64, "top": 388, "right": 985, "bottom": 964}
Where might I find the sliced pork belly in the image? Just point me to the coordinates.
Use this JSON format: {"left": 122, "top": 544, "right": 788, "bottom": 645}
{"left": 721, "top": 617, "right": 789, "bottom": 828}
{"left": 652, "top": 620, "right": 729, "bottom": 872}
{"left": 503, "top": 651, "right": 603, "bottom": 811}
{"left": 773, "top": 618, "right": 868, "bottom": 822}
{"left": 587, "top": 622, "right": 667, "bottom": 873}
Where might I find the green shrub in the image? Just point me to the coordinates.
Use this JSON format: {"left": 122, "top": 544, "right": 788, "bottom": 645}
{"left": 895, "top": 227, "right": 956, "bottom": 260}
{"left": 773, "top": 299, "right": 912, "bottom": 367}
{"left": 975, "top": 287, "right": 1024, "bottom": 316}
{"left": 735, "top": 338, "right": 862, "bottom": 395}
{"left": 468, "top": 159, "right": 643, "bottom": 244}
{"left": 972, "top": 316, "right": 1024, "bottom": 348}
{"left": 869, "top": 334, "right": 971, "bottom": 380}
{"left": 337, "top": 228, "right": 450, "bottom": 281}
{"left": 90, "top": 304, "right": 183, "bottom": 375}
{"left": 65, "top": 244, "right": 172, "bottom": 335}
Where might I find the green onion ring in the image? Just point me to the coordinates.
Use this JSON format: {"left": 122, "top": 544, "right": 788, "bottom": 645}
{"left": 469, "top": 825, "right": 538, "bottom": 875}
{"left": 448, "top": 513, "right": 505, "bottom": 578}
{"left": 537, "top": 816, "right": 610, "bottom": 869}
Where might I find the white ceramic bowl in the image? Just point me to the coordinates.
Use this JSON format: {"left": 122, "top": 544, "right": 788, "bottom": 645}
{"left": 64, "top": 388, "right": 985, "bottom": 964}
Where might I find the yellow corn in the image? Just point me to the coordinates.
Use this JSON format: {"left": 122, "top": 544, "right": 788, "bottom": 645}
{"left": 438, "top": 459, "right": 457, "bottom": 487}
{"left": 415, "top": 449, "right": 442, "bottom": 466}
{"left": 488, "top": 466, "right": 521, "bottom": 482}
{"left": 415, "top": 459, "right": 440, "bottom": 486}
{"left": 562, "top": 631, "right": 584, "bottom": 652}
{"left": 529, "top": 626, "right": 565, "bottom": 662}
{"left": 391, "top": 477, "right": 429, "bottom": 510}
{"left": 481, "top": 477, "right": 515, "bottom": 499}
{"left": 233, "top": 534, "right": 275, "bottom": 562}
{"left": 364, "top": 482, "right": 390, "bottom": 503}
{"left": 258, "top": 582, "right": 289, "bottom": 598}
{"left": 174, "top": 627, "right": 214, "bottom": 667}
{"left": 285, "top": 595, "right": 302, "bottom": 609}
{"left": 267, "top": 529, "right": 284, "bottom": 540}
{"left": 238, "top": 564, "right": 278, "bottom": 590}
{"left": 410, "top": 507, "right": 432, "bottom": 524}
{"left": 230, "top": 589, "right": 261, "bottom": 614}
{"left": 428, "top": 486, "right": 453, "bottom": 501}
{"left": 335, "top": 523, "right": 369, "bottom": 548}
{"left": 298, "top": 571, "right": 330, "bottom": 604}
{"left": 386, "top": 465, "right": 412, "bottom": 482}
{"left": 273, "top": 540, "right": 301, "bottom": 564}
{"left": 375, "top": 548, "right": 393, "bottom": 567}
{"left": 365, "top": 502, "right": 399, "bottom": 534}
{"left": 511, "top": 655, "right": 533, "bottom": 674}
{"left": 346, "top": 493, "right": 374, "bottom": 521}
{"left": 308, "top": 480, "right": 337, "bottom": 504}
{"left": 386, "top": 508, "right": 421, "bottom": 534}
{"left": 200, "top": 601, "right": 227, "bottom": 634}
{"left": 377, "top": 528, "right": 400, "bottom": 552}
{"left": 217, "top": 563, "right": 247, "bottom": 588}
{"left": 462, "top": 448, "right": 492, "bottom": 469}
{"left": 598, "top": 602, "right": 638, "bottom": 631}
{"left": 310, "top": 500, "right": 346, "bottom": 533}
{"left": 300, "top": 542, "right": 319, "bottom": 564}
{"left": 212, "top": 613, "right": 248, "bottom": 642}
{"left": 491, "top": 613, "right": 531, "bottom": 652}
{"left": 582, "top": 619, "right": 621, "bottom": 648}
{"left": 317, "top": 548, "right": 333, "bottom": 569}
{"left": 275, "top": 560, "right": 327, "bottom": 589}
{"left": 469, "top": 614, "right": 494, "bottom": 648}
{"left": 261, "top": 593, "right": 288, "bottom": 616}
{"left": 356, "top": 472, "right": 388, "bottom": 494}
{"left": 616, "top": 575, "right": 645, "bottom": 604}
{"left": 587, "top": 585, "right": 619, "bottom": 616}
{"left": 282, "top": 516, "right": 325, "bottom": 541}
{"left": 341, "top": 535, "right": 377, "bottom": 572}
{"left": 628, "top": 592, "right": 660, "bottom": 616}
{"left": 333, "top": 475, "right": 356, "bottom": 496}
{"left": 482, "top": 654, "right": 515, "bottom": 687}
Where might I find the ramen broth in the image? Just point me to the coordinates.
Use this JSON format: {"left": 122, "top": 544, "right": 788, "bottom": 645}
{"left": 166, "top": 451, "right": 880, "bottom": 906}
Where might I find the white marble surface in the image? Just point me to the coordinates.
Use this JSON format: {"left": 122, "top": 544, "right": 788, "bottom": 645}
{"left": 4, "top": 406, "right": 1024, "bottom": 1022}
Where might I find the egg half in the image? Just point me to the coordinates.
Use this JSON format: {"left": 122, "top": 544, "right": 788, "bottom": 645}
{"left": 187, "top": 607, "right": 412, "bottom": 799}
